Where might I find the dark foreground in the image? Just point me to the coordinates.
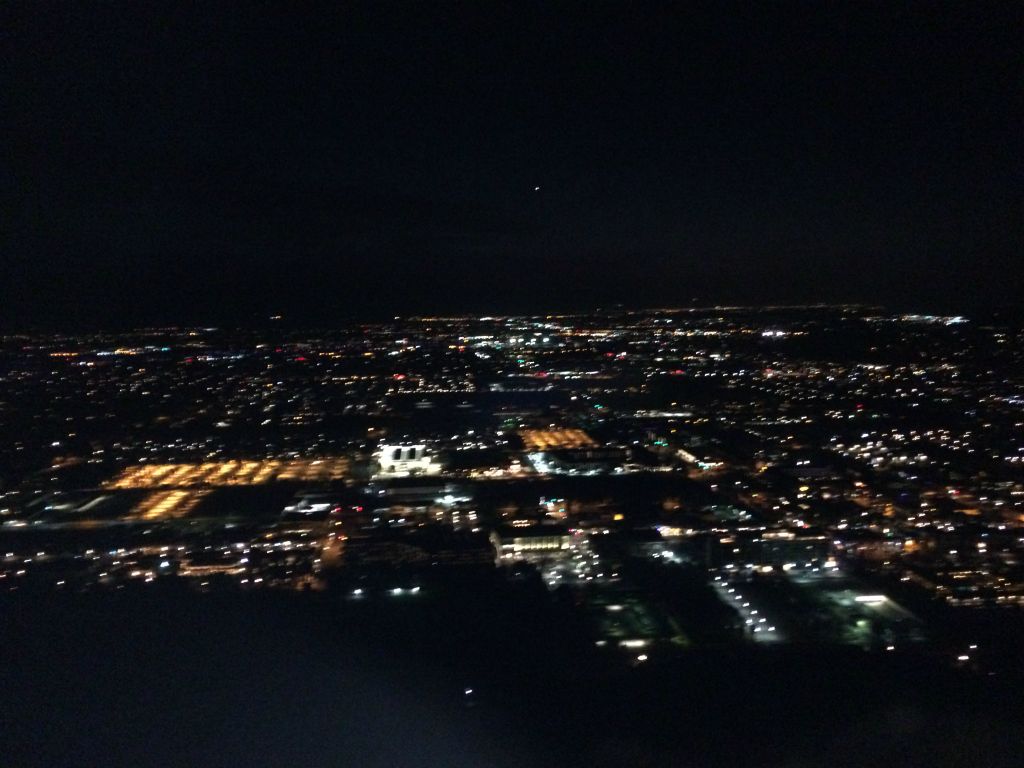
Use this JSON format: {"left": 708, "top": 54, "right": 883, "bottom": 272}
{"left": 3, "top": 588, "right": 1023, "bottom": 768}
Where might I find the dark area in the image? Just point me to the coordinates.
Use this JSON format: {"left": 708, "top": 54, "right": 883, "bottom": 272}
{"left": 4, "top": 2, "right": 1022, "bottom": 328}
{"left": 5, "top": 589, "right": 1024, "bottom": 768}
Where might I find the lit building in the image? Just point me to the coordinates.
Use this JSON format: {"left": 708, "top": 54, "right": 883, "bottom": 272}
{"left": 490, "top": 525, "right": 572, "bottom": 565}
{"left": 375, "top": 444, "right": 442, "bottom": 478}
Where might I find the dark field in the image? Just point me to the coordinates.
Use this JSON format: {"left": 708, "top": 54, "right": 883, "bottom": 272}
{"left": 4, "top": 588, "right": 1023, "bottom": 768}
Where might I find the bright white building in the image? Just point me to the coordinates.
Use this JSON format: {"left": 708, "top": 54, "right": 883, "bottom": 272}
{"left": 375, "top": 444, "right": 442, "bottom": 477}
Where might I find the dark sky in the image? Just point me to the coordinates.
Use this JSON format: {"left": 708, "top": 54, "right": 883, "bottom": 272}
{"left": 4, "top": 2, "right": 1022, "bottom": 328}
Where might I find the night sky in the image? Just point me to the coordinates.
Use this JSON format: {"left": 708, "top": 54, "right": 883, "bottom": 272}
{"left": 5, "top": 2, "right": 1022, "bottom": 328}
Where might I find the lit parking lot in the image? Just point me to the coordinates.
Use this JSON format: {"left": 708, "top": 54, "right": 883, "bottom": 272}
{"left": 519, "top": 428, "right": 596, "bottom": 451}
{"left": 130, "top": 489, "right": 209, "bottom": 520}
{"left": 107, "top": 458, "right": 350, "bottom": 489}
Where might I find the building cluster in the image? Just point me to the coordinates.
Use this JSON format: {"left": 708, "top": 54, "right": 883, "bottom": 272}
{"left": 1, "top": 306, "right": 1022, "bottom": 660}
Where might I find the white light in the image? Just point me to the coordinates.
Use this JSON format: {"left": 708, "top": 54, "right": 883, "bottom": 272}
{"left": 854, "top": 594, "right": 887, "bottom": 604}
{"left": 620, "top": 639, "right": 647, "bottom": 648}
